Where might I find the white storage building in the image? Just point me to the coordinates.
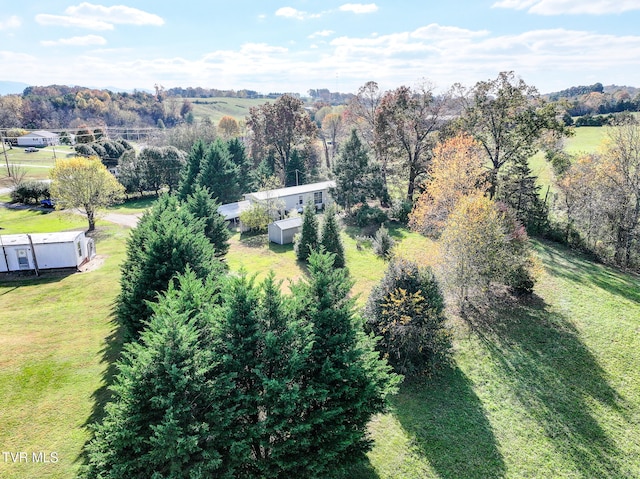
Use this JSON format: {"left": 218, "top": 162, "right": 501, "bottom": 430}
{"left": 268, "top": 217, "right": 303, "bottom": 245}
{"left": 0, "top": 231, "right": 95, "bottom": 273}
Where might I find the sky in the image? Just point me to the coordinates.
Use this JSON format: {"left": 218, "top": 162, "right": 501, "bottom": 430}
{"left": 1, "top": 0, "right": 640, "bottom": 95}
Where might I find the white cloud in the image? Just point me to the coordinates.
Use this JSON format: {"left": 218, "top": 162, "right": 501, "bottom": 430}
{"left": 412, "top": 24, "right": 490, "bottom": 40}
{"left": 65, "top": 2, "right": 164, "bottom": 25}
{"left": 36, "top": 2, "right": 164, "bottom": 30}
{"left": 36, "top": 14, "right": 114, "bottom": 30}
{"left": 492, "top": 0, "right": 640, "bottom": 15}
{"left": 0, "top": 15, "right": 21, "bottom": 30}
{"left": 339, "top": 3, "right": 379, "bottom": 14}
{"left": 309, "top": 30, "right": 335, "bottom": 39}
{"left": 41, "top": 35, "right": 107, "bottom": 47}
{"left": 275, "top": 7, "right": 322, "bottom": 20}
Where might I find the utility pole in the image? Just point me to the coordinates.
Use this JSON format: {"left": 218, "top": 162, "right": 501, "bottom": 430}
{"left": 1, "top": 138, "right": 10, "bottom": 177}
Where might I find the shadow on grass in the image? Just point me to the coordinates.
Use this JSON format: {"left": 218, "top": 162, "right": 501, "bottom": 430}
{"left": 75, "top": 304, "right": 126, "bottom": 467}
{"left": 536, "top": 240, "right": 640, "bottom": 304}
{"left": 239, "top": 231, "right": 269, "bottom": 248}
{"left": 463, "top": 291, "right": 626, "bottom": 478}
{"left": 393, "top": 367, "right": 506, "bottom": 479}
{"left": 330, "top": 457, "right": 381, "bottom": 479}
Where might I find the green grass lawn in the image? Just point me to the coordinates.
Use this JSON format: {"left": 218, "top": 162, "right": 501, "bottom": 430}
{"left": 2, "top": 205, "right": 639, "bottom": 478}
{"left": 0, "top": 219, "right": 128, "bottom": 479}
{"left": 564, "top": 126, "right": 607, "bottom": 155}
{"left": 187, "top": 97, "right": 273, "bottom": 124}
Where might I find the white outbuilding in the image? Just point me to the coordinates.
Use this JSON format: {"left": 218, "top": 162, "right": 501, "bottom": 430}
{"left": 0, "top": 231, "right": 96, "bottom": 273}
{"left": 268, "top": 217, "right": 303, "bottom": 245}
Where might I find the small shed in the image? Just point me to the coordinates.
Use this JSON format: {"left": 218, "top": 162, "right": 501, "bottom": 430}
{"left": 0, "top": 231, "right": 95, "bottom": 273}
{"left": 16, "top": 130, "right": 60, "bottom": 147}
{"left": 268, "top": 217, "right": 303, "bottom": 245}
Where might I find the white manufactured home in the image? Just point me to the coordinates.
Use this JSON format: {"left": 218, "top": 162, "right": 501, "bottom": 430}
{"left": 0, "top": 231, "right": 95, "bottom": 273}
{"left": 268, "top": 217, "right": 303, "bottom": 245}
{"left": 244, "top": 181, "right": 335, "bottom": 214}
{"left": 16, "top": 130, "right": 60, "bottom": 147}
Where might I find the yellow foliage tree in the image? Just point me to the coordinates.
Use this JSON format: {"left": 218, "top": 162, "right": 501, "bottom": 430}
{"left": 439, "top": 194, "right": 535, "bottom": 302}
{"left": 218, "top": 115, "right": 240, "bottom": 139}
{"left": 50, "top": 156, "right": 125, "bottom": 231}
{"left": 410, "top": 133, "right": 486, "bottom": 236}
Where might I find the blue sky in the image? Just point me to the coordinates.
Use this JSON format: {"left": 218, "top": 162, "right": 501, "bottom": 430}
{"left": 1, "top": 1, "right": 640, "bottom": 95}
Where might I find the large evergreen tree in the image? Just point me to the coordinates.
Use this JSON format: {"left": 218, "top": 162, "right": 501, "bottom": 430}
{"left": 178, "top": 139, "right": 207, "bottom": 200}
{"left": 227, "top": 137, "right": 255, "bottom": 194}
{"left": 117, "top": 194, "right": 223, "bottom": 339}
{"left": 331, "top": 129, "right": 370, "bottom": 214}
{"left": 320, "top": 205, "right": 345, "bottom": 268}
{"left": 284, "top": 149, "right": 306, "bottom": 187}
{"left": 292, "top": 252, "right": 401, "bottom": 475}
{"left": 497, "top": 156, "right": 548, "bottom": 235}
{"left": 184, "top": 185, "right": 231, "bottom": 257}
{"left": 83, "top": 272, "right": 235, "bottom": 479}
{"left": 196, "top": 139, "right": 241, "bottom": 204}
{"left": 295, "top": 203, "right": 320, "bottom": 262}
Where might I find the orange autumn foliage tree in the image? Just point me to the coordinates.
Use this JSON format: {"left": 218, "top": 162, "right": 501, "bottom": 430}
{"left": 410, "top": 134, "right": 486, "bottom": 236}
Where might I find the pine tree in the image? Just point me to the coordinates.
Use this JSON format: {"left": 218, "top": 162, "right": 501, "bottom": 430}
{"left": 285, "top": 149, "right": 306, "bottom": 187}
{"left": 184, "top": 185, "right": 231, "bottom": 257}
{"left": 292, "top": 251, "right": 400, "bottom": 475}
{"left": 498, "top": 156, "right": 548, "bottom": 235}
{"left": 196, "top": 139, "right": 240, "bottom": 204}
{"left": 212, "top": 272, "right": 315, "bottom": 477}
{"left": 295, "top": 203, "right": 320, "bottom": 262}
{"left": 178, "top": 139, "right": 207, "bottom": 200}
{"left": 117, "top": 194, "right": 223, "bottom": 339}
{"left": 331, "top": 129, "right": 370, "bottom": 214}
{"left": 227, "top": 138, "right": 255, "bottom": 194}
{"left": 320, "top": 205, "right": 345, "bottom": 268}
{"left": 83, "top": 273, "right": 235, "bottom": 479}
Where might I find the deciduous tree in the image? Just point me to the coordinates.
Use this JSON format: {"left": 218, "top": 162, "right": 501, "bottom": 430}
{"left": 50, "top": 156, "right": 125, "bottom": 230}
{"left": 247, "top": 94, "right": 317, "bottom": 181}
{"left": 410, "top": 133, "right": 486, "bottom": 235}
{"left": 375, "top": 83, "right": 445, "bottom": 202}
{"left": 439, "top": 194, "right": 535, "bottom": 302}
{"left": 456, "top": 71, "right": 568, "bottom": 199}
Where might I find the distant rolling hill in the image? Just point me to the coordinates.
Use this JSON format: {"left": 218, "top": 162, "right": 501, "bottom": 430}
{"left": 187, "top": 97, "right": 273, "bottom": 124}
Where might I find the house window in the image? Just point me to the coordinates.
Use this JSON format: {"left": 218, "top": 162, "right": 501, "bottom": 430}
{"left": 77, "top": 241, "right": 83, "bottom": 257}
{"left": 17, "top": 249, "right": 29, "bottom": 270}
{"left": 314, "top": 191, "right": 323, "bottom": 205}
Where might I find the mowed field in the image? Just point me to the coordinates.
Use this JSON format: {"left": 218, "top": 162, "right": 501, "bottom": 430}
{"left": 1, "top": 125, "right": 639, "bottom": 478}
{"left": 186, "top": 96, "right": 273, "bottom": 124}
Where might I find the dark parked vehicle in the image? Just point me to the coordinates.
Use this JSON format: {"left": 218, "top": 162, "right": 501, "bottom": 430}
{"left": 40, "top": 199, "right": 55, "bottom": 208}
{"left": 24, "top": 147, "right": 38, "bottom": 152}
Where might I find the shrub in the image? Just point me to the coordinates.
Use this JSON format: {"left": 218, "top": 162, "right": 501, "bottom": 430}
{"left": 389, "top": 198, "right": 413, "bottom": 224}
{"left": 372, "top": 225, "right": 395, "bottom": 259}
{"left": 354, "top": 203, "right": 388, "bottom": 227}
{"left": 11, "top": 181, "right": 50, "bottom": 204}
{"left": 364, "top": 258, "right": 450, "bottom": 376}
